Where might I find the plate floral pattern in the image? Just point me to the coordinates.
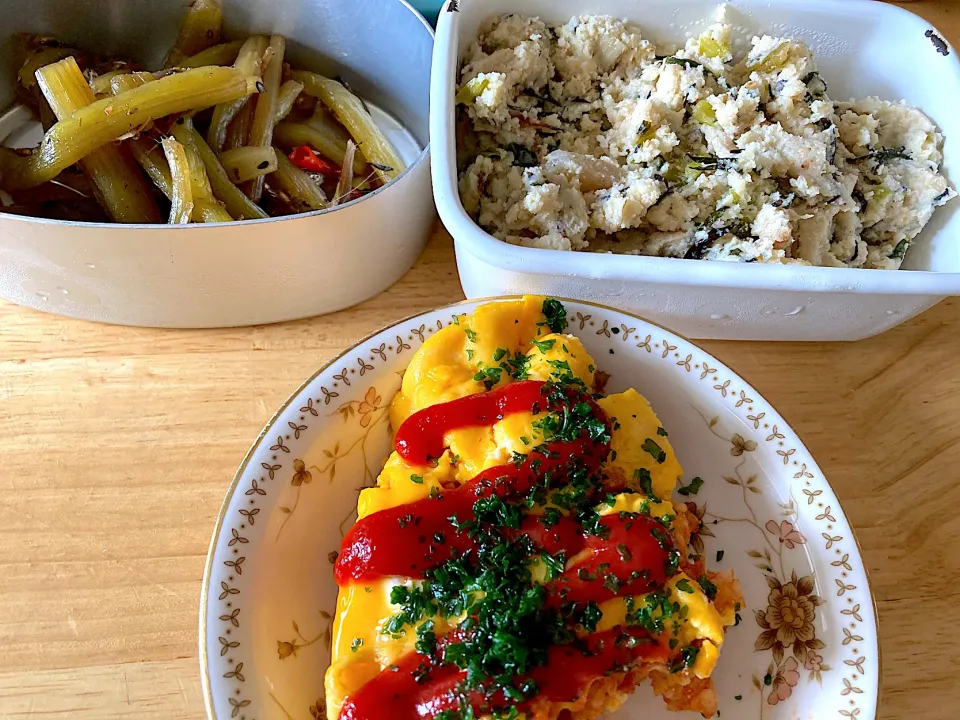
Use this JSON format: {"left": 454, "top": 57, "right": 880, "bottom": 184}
{"left": 200, "top": 298, "right": 879, "bottom": 720}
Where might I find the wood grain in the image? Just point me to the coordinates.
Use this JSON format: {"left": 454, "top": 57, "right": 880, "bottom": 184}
{"left": 0, "top": 2, "right": 958, "bottom": 718}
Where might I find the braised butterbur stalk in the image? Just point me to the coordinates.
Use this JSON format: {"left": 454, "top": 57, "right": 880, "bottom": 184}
{"left": 333, "top": 139, "right": 357, "bottom": 206}
{"left": 35, "top": 56, "right": 162, "bottom": 222}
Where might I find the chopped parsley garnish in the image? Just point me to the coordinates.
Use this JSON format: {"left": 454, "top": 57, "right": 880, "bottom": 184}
{"left": 675, "top": 578, "right": 695, "bottom": 593}
{"left": 413, "top": 662, "right": 431, "bottom": 683}
{"left": 698, "top": 574, "right": 718, "bottom": 601}
{"left": 518, "top": 681, "right": 538, "bottom": 700}
{"left": 429, "top": 532, "right": 554, "bottom": 696}
{"left": 474, "top": 349, "right": 531, "bottom": 389}
{"left": 540, "top": 299, "right": 567, "bottom": 334}
{"left": 474, "top": 366, "right": 503, "bottom": 390}
{"left": 463, "top": 327, "right": 477, "bottom": 342}
{"left": 578, "top": 508, "right": 610, "bottom": 538}
{"left": 383, "top": 585, "right": 442, "bottom": 637}
{"left": 540, "top": 507, "right": 562, "bottom": 528}
{"left": 350, "top": 637, "right": 363, "bottom": 652}
{"left": 641, "top": 438, "right": 667, "bottom": 463}
{"left": 532, "top": 338, "right": 557, "bottom": 353}
{"left": 626, "top": 591, "right": 677, "bottom": 635}
{"left": 575, "top": 601, "right": 603, "bottom": 632}
{"left": 650, "top": 526, "right": 672, "bottom": 551}
{"left": 633, "top": 468, "right": 660, "bottom": 502}
{"left": 577, "top": 567, "right": 598, "bottom": 582}
{"left": 540, "top": 551, "right": 565, "bottom": 581}
{"left": 657, "top": 426, "right": 668, "bottom": 437}
{"left": 531, "top": 398, "right": 610, "bottom": 447}
{"left": 415, "top": 620, "right": 437, "bottom": 656}
{"left": 669, "top": 645, "right": 699, "bottom": 673}
{"left": 547, "top": 359, "right": 573, "bottom": 382}
{"left": 502, "top": 351, "right": 530, "bottom": 380}
{"left": 473, "top": 495, "right": 524, "bottom": 530}
{"left": 410, "top": 474, "right": 425, "bottom": 484}
{"left": 677, "top": 476, "right": 704, "bottom": 496}
{"left": 716, "top": 550, "right": 724, "bottom": 562}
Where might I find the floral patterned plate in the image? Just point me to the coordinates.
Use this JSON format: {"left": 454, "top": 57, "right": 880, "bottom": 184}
{"left": 200, "top": 297, "right": 879, "bottom": 720}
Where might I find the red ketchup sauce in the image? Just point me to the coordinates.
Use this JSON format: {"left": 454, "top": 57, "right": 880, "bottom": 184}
{"left": 394, "top": 380, "right": 554, "bottom": 464}
{"left": 338, "top": 627, "right": 670, "bottom": 720}
{"left": 334, "top": 380, "right": 675, "bottom": 719}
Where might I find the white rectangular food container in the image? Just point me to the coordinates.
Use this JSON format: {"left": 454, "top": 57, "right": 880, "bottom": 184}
{"left": 430, "top": 0, "right": 960, "bottom": 341}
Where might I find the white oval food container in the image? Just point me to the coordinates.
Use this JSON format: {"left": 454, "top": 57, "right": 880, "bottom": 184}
{"left": 0, "top": 0, "right": 434, "bottom": 328}
{"left": 431, "top": 0, "right": 960, "bottom": 341}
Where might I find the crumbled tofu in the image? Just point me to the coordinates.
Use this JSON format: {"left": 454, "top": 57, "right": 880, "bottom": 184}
{"left": 591, "top": 172, "right": 663, "bottom": 233}
{"left": 456, "top": 14, "right": 956, "bottom": 269}
{"left": 751, "top": 204, "right": 793, "bottom": 258}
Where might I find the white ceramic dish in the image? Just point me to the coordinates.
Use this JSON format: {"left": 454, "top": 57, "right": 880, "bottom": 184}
{"left": 430, "top": 0, "right": 960, "bottom": 341}
{"left": 0, "top": 0, "right": 434, "bottom": 328}
{"left": 200, "top": 297, "right": 879, "bottom": 720}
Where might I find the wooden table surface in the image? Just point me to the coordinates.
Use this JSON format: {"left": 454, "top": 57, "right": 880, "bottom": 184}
{"left": 1, "top": 2, "right": 959, "bottom": 718}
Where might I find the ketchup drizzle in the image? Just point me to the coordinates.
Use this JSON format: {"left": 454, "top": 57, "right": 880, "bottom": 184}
{"left": 338, "top": 627, "right": 670, "bottom": 720}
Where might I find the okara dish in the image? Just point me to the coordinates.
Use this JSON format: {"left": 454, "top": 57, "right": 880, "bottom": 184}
{"left": 326, "top": 296, "right": 743, "bottom": 719}
{"left": 0, "top": 0, "right": 405, "bottom": 224}
{"left": 457, "top": 13, "right": 956, "bottom": 269}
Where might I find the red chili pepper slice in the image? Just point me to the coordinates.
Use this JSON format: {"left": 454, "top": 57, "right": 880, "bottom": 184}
{"left": 288, "top": 145, "right": 341, "bottom": 176}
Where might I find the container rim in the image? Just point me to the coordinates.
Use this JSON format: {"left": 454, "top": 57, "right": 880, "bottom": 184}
{"left": 430, "top": 0, "right": 960, "bottom": 297}
{"left": 0, "top": 0, "right": 435, "bottom": 232}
